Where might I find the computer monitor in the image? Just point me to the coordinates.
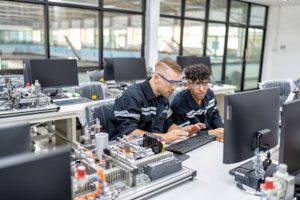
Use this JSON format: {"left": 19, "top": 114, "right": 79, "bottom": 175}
{"left": 176, "top": 56, "right": 220, "bottom": 85}
{"left": 223, "top": 88, "right": 280, "bottom": 164}
{"left": 0, "top": 123, "right": 30, "bottom": 158}
{"left": 176, "top": 56, "right": 211, "bottom": 69}
{"left": 113, "top": 57, "right": 147, "bottom": 82}
{"left": 103, "top": 58, "right": 115, "bottom": 81}
{"left": 0, "top": 147, "right": 71, "bottom": 200}
{"left": 23, "top": 59, "right": 79, "bottom": 88}
{"left": 279, "top": 99, "right": 300, "bottom": 174}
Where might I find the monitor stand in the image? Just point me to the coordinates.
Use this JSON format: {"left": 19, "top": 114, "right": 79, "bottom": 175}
{"left": 229, "top": 157, "right": 278, "bottom": 191}
{"left": 232, "top": 160, "right": 277, "bottom": 191}
{"left": 230, "top": 132, "right": 278, "bottom": 191}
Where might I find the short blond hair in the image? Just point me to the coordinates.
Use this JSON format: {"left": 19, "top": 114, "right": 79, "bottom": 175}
{"left": 155, "top": 58, "right": 182, "bottom": 74}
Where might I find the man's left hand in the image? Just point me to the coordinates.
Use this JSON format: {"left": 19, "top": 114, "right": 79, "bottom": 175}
{"left": 183, "top": 123, "right": 206, "bottom": 135}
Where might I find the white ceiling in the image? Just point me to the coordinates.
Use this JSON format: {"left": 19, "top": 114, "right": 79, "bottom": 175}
{"left": 243, "top": 0, "right": 300, "bottom": 6}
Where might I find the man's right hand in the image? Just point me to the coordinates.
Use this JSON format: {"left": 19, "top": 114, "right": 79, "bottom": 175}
{"left": 155, "top": 129, "right": 189, "bottom": 143}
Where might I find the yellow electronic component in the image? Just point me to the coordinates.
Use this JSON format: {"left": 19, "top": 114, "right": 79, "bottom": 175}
{"left": 161, "top": 141, "right": 166, "bottom": 152}
{"left": 91, "top": 95, "right": 97, "bottom": 100}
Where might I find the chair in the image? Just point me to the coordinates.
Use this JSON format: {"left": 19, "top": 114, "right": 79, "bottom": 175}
{"left": 259, "top": 79, "right": 295, "bottom": 106}
{"left": 84, "top": 99, "right": 118, "bottom": 140}
{"left": 75, "top": 82, "right": 105, "bottom": 100}
{"left": 87, "top": 70, "right": 104, "bottom": 82}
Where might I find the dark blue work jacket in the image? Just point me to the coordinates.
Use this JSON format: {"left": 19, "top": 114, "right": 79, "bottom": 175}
{"left": 113, "top": 78, "right": 173, "bottom": 136}
{"left": 170, "top": 88, "right": 223, "bottom": 135}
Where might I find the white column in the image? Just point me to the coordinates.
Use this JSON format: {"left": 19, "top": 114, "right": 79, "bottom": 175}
{"left": 145, "top": 0, "right": 160, "bottom": 73}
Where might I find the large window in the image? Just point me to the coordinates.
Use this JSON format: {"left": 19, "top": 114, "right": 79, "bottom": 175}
{"left": 159, "top": 0, "right": 268, "bottom": 92}
{"left": 182, "top": 20, "right": 204, "bottom": 56}
{"left": 209, "top": 0, "right": 227, "bottom": 22}
{"left": 0, "top": 0, "right": 145, "bottom": 72}
{"left": 103, "top": 12, "right": 142, "bottom": 58}
{"left": 225, "top": 27, "right": 246, "bottom": 91}
{"left": 250, "top": 4, "right": 266, "bottom": 27}
{"left": 185, "top": 0, "right": 206, "bottom": 19}
{"left": 49, "top": 6, "right": 99, "bottom": 67}
{"left": 0, "top": 1, "right": 45, "bottom": 70}
{"left": 160, "top": 0, "right": 182, "bottom": 16}
{"left": 244, "top": 28, "right": 264, "bottom": 90}
{"left": 206, "top": 23, "right": 226, "bottom": 82}
{"left": 230, "top": 1, "right": 248, "bottom": 25}
{"left": 103, "top": 0, "right": 143, "bottom": 11}
{"left": 49, "top": 0, "right": 98, "bottom": 6}
{"left": 159, "top": 0, "right": 182, "bottom": 59}
{"left": 158, "top": 17, "right": 181, "bottom": 59}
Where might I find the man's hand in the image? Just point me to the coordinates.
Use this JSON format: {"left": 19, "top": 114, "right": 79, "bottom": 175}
{"left": 182, "top": 123, "right": 206, "bottom": 136}
{"left": 208, "top": 128, "right": 224, "bottom": 142}
{"left": 155, "top": 129, "right": 189, "bottom": 143}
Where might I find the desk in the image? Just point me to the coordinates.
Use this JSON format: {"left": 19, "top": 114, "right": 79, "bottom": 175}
{"left": 0, "top": 102, "right": 94, "bottom": 144}
{"left": 150, "top": 141, "right": 257, "bottom": 200}
{"left": 0, "top": 107, "right": 79, "bottom": 144}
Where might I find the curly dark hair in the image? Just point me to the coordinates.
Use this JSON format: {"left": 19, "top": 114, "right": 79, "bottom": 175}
{"left": 184, "top": 63, "right": 211, "bottom": 82}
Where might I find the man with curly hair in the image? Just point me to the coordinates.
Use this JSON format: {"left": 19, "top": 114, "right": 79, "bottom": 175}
{"left": 171, "top": 63, "right": 224, "bottom": 142}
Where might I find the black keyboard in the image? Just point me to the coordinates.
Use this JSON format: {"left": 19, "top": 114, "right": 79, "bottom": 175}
{"left": 53, "top": 97, "right": 92, "bottom": 106}
{"left": 166, "top": 134, "right": 216, "bottom": 154}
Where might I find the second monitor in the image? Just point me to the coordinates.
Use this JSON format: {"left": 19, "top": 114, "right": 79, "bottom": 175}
{"left": 176, "top": 56, "right": 211, "bottom": 69}
{"left": 279, "top": 99, "right": 300, "bottom": 175}
{"left": 0, "top": 147, "right": 71, "bottom": 200}
{"left": 104, "top": 57, "right": 147, "bottom": 82}
{"left": 0, "top": 123, "right": 30, "bottom": 158}
{"left": 23, "top": 59, "right": 79, "bottom": 89}
{"left": 223, "top": 87, "right": 280, "bottom": 164}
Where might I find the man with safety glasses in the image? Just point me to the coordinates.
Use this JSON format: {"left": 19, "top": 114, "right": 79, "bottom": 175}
{"left": 171, "top": 63, "right": 224, "bottom": 142}
{"left": 113, "top": 58, "right": 205, "bottom": 143}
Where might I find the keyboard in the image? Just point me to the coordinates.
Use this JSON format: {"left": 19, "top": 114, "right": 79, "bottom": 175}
{"left": 166, "top": 134, "right": 216, "bottom": 154}
{"left": 53, "top": 97, "right": 92, "bottom": 106}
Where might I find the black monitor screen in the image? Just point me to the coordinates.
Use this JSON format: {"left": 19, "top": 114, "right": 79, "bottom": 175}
{"left": 103, "top": 58, "right": 115, "bottom": 81}
{"left": 176, "top": 56, "right": 211, "bottom": 69}
{"left": 0, "top": 147, "right": 71, "bottom": 200}
{"left": 223, "top": 88, "right": 280, "bottom": 164}
{"left": 23, "top": 59, "right": 79, "bottom": 88}
{"left": 0, "top": 123, "right": 30, "bottom": 158}
{"left": 113, "top": 57, "right": 147, "bottom": 82}
{"left": 279, "top": 99, "right": 300, "bottom": 174}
